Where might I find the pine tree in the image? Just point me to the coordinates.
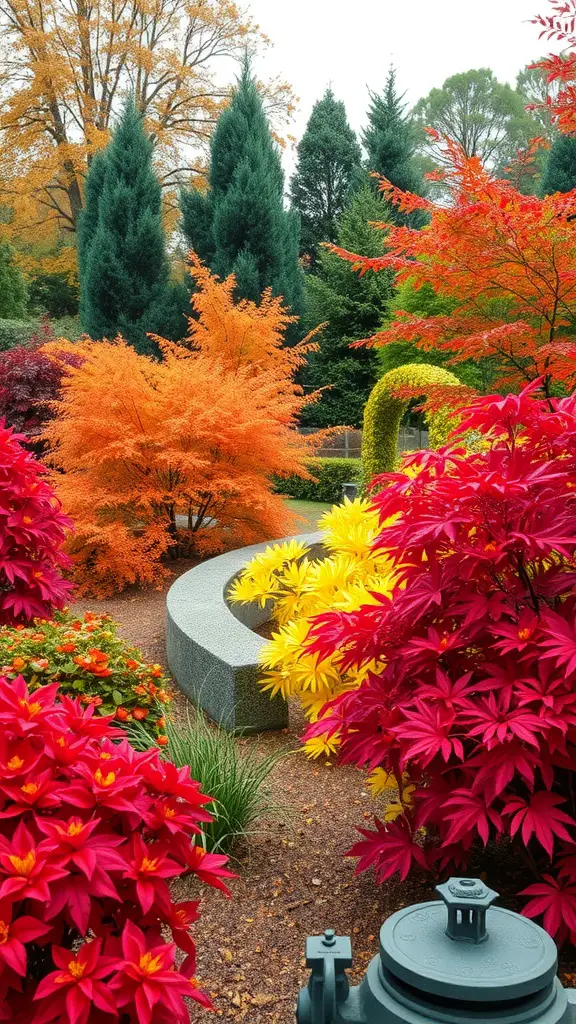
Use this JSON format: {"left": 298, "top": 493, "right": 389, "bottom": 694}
{"left": 289, "top": 89, "right": 362, "bottom": 261}
{"left": 542, "top": 132, "right": 576, "bottom": 194}
{"left": 363, "top": 67, "right": 427, "bottom": 225}
{"left": 300, "top": 185, "right": 394, "bottom": 427}
{"left": 79, "top": 100, "right": 183, "bottom": 355}
{"left": 181, "top": 64, "right": 303, "bottom": 328}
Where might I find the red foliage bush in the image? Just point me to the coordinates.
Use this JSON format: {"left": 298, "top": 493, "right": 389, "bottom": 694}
{"left": 305, "top": 384, "right": 576, "bottom": 942}
{"left": 0, "top": 421, "right": 73, "bottom": 624}
{"left": 0, "top": 674, "right": 233, "bottom": 1023}
{"left": 0, "top": 327, "right": 82, "bottom": 450}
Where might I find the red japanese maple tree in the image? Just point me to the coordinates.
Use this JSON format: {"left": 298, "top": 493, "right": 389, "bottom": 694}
{"left": 0, "top": 420, "right": 73, "bottom": 624}
{"left": 330, "top": 135, "right": 576, "bottom": 398}
{"left": 0, "top": 329, "right": 83, "bottom": 453}
{"left": 304, "top": 384, "right": 576, "bottom": 942}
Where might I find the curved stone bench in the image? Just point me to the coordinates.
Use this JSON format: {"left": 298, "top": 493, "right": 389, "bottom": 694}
{"left": 166, "top": 532, "right": 322, "bottom": 733}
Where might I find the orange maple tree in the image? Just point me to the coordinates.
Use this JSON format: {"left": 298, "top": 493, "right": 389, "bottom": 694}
{"left": 331, "top": 135, "right": 576, "bottom": 398}
{"left": 42, "top": 256, "right": 321, "bottom": 597}
{"left": 532, "top": 1, "right": 576, "bottom": 133}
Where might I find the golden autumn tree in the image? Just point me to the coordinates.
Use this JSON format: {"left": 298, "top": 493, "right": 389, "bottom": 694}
{"left": 0, "top": 0, "right": 294, "bottom": 275}
{"left": 42, "top": 256, "right": 321, "bottom": 597}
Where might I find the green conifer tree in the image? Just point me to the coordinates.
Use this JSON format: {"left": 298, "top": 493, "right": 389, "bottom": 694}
{"left": 363, "top": 67, "right": 427, "bottom": 226}
{"left": 77, "top": 149, "right": 107, "bottom": 327}
{"left": 542, "top": 132, "right": 576, "bottom": 194}
{"left": 300, "top": 185, "right": 394, "bottom": 427}
{"left": 289, "top": 89, "right": 362, "bottom": 261}
{"left": 180, "top": 64, "right": 303, "bottom": 328}
{"left": 79, "top": 101, "right": 183, "bottom": 354}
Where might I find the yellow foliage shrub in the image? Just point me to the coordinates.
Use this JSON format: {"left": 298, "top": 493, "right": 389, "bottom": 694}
{"left": 229, "top": 497, "right": 399, "bottom": 756}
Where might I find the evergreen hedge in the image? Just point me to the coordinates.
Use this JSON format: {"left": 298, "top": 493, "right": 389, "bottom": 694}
{"left": 274, "top": 457, "right": 361, "bottom": 503}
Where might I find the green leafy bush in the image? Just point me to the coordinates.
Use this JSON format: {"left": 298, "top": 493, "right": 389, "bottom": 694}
{"left": 51, "top": 314, "right": 82, "bottom": 340}
{"left": 0, "top": 318, "right": 40, "bottom": 350}
{"left": 28, "top": 269, "right": 79, "bottom": 317}
{"left": 129, "top": 709, "right": 284, "bottom": 852}
{"left": 274, "top": 457, "right": 361, "bottom": 503}
{"left": 0, "top": 240, "right": 28, "bottom": 318}
{"left": 0, "top": 609, "right": 172, "bottom": 737}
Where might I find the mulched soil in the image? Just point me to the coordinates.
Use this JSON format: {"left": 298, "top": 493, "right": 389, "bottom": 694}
{"left": 71, "top": 558, "right": 576, "bottom": 1021}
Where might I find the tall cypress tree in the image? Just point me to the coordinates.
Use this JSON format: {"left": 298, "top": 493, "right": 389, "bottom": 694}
{"left": 542, "top": 132, "right": 576, "bottom": 194}
{"left": 300, "top": 185, "right": 394, "bottom": 428}
{"left": 77, "top": 149, "right": 107, "bottom": 328}
{"left": 80, "top": 100, "right": 182, "bottom": 354}
{"left": 289, "top": 89, "right": 362, "bottom": 261}
{"left": 181, "top": 64, "right": 302, "bottom": 327}
{"left": 363, "top": 67, "right": 427, "bottom": 225}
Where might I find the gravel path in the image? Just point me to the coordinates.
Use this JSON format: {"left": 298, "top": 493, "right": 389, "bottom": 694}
{"left": 71, "top": 558, "right": 576, "bottom": 1021}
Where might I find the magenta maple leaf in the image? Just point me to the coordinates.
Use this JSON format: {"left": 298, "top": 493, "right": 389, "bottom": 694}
{"left": 413, "top": 668, "right": 473, "bottom": 717}
{"left": 347, "top": 818, "right": 429, "bottom": 882}
{"left": 394, "top": 700, "right": 464, "bottom": 767}
{"left": 539, "top": 610, "right": 576, "bottom": 677}
{"left": 493, "top": 610, "right": 540, "bottom": 656}
{"left": 468, "top": 742, "right": 541, "bottom": 801}
{"left": 442, "top": 789, "right": 503, "bottom": 845}
{"left": 462, "top": 692, "right": 545, "bottom": 749}
{"left": 503, "top": 791, "right": 576, "bottom": 857}
{"left": 521, "top": 875, "right": 576, "bottom": 940}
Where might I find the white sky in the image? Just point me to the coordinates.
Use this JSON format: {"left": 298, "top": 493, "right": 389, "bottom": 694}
{"left": 246, "top": 0, "right": 550, "bottom": 175}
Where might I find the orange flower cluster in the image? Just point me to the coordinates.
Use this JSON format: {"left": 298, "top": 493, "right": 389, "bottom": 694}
{"left": 73, "top": 649, "right": 113, "bottom": 677}
{"left": 42, "top": 257, "right": 324, "bottom": 597}
{"left": 0, "top": 611, "right": 173, "bottom": 741}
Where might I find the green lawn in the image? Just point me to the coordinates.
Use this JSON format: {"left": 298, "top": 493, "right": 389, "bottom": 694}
{"left": 285, "top": 498, "right": 331, "bottom": 531}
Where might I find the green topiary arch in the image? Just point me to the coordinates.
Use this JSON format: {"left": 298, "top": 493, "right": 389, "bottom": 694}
{"left": 362, "top": 362, "right": 461, "bottom": 484}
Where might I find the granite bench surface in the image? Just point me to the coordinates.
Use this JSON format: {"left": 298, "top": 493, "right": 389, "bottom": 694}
{"left": 166, "top": 532, "right": 322, "bottom": 732}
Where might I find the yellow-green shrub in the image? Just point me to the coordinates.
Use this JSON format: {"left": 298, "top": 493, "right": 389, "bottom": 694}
{"left": 362, "top": 362, "right": 461, "bottom": 484}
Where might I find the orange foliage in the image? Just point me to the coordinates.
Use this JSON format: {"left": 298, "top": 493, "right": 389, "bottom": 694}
{"left": 331, "top": 135, "right": 576, "bottom": 396}
{"left": 42, "top": 258, "right": 321, "bottom": 597}
{"left": 176, "top": 253, "right": 314, "bottom": 375}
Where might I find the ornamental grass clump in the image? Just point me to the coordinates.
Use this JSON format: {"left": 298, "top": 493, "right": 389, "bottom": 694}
{"left": 0, "top": 674, "right": 234, "bottom": 1023}
{"left": 0, "top": 610, "right": 172, "bottom": 741}
{"left": 0, "top": 420, "right": 73, "bottom": 625}
{"left": 127, "top": 710, "right": 285, "bottom": 853}
{"left": 162, "top": 711, "right": 284, "bottom": 853}
{"left": 297, "top": 384, "right": 576, "bottom": 943}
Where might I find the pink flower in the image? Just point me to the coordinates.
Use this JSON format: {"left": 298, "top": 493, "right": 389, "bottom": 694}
{"left": 34, "top": 939, "right": 118, "bottom": 1024}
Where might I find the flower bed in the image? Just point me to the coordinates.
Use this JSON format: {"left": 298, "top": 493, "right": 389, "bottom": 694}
{"left": 0, "top": 611, "right": 172, "bottom": 740}
{"left": 0, "top": 675, "right": 234, "bottom": 1022}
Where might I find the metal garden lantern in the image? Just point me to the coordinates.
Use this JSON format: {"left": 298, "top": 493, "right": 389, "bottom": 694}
{"left": 341, "top": 482, "right": 359, "bottom": 501}
{"left": 297, "top": 877, "right": 576, "bottom": 1024}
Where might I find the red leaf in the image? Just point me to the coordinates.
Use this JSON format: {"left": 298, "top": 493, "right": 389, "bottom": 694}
{"left": 503, "top": 791, "right": 576, "bottom": 857}
{"left": 521, "top": 875, "right": 576, "bottom": 939}
{"left": 347, "top": 818, "right": 429, "bottom": 882}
